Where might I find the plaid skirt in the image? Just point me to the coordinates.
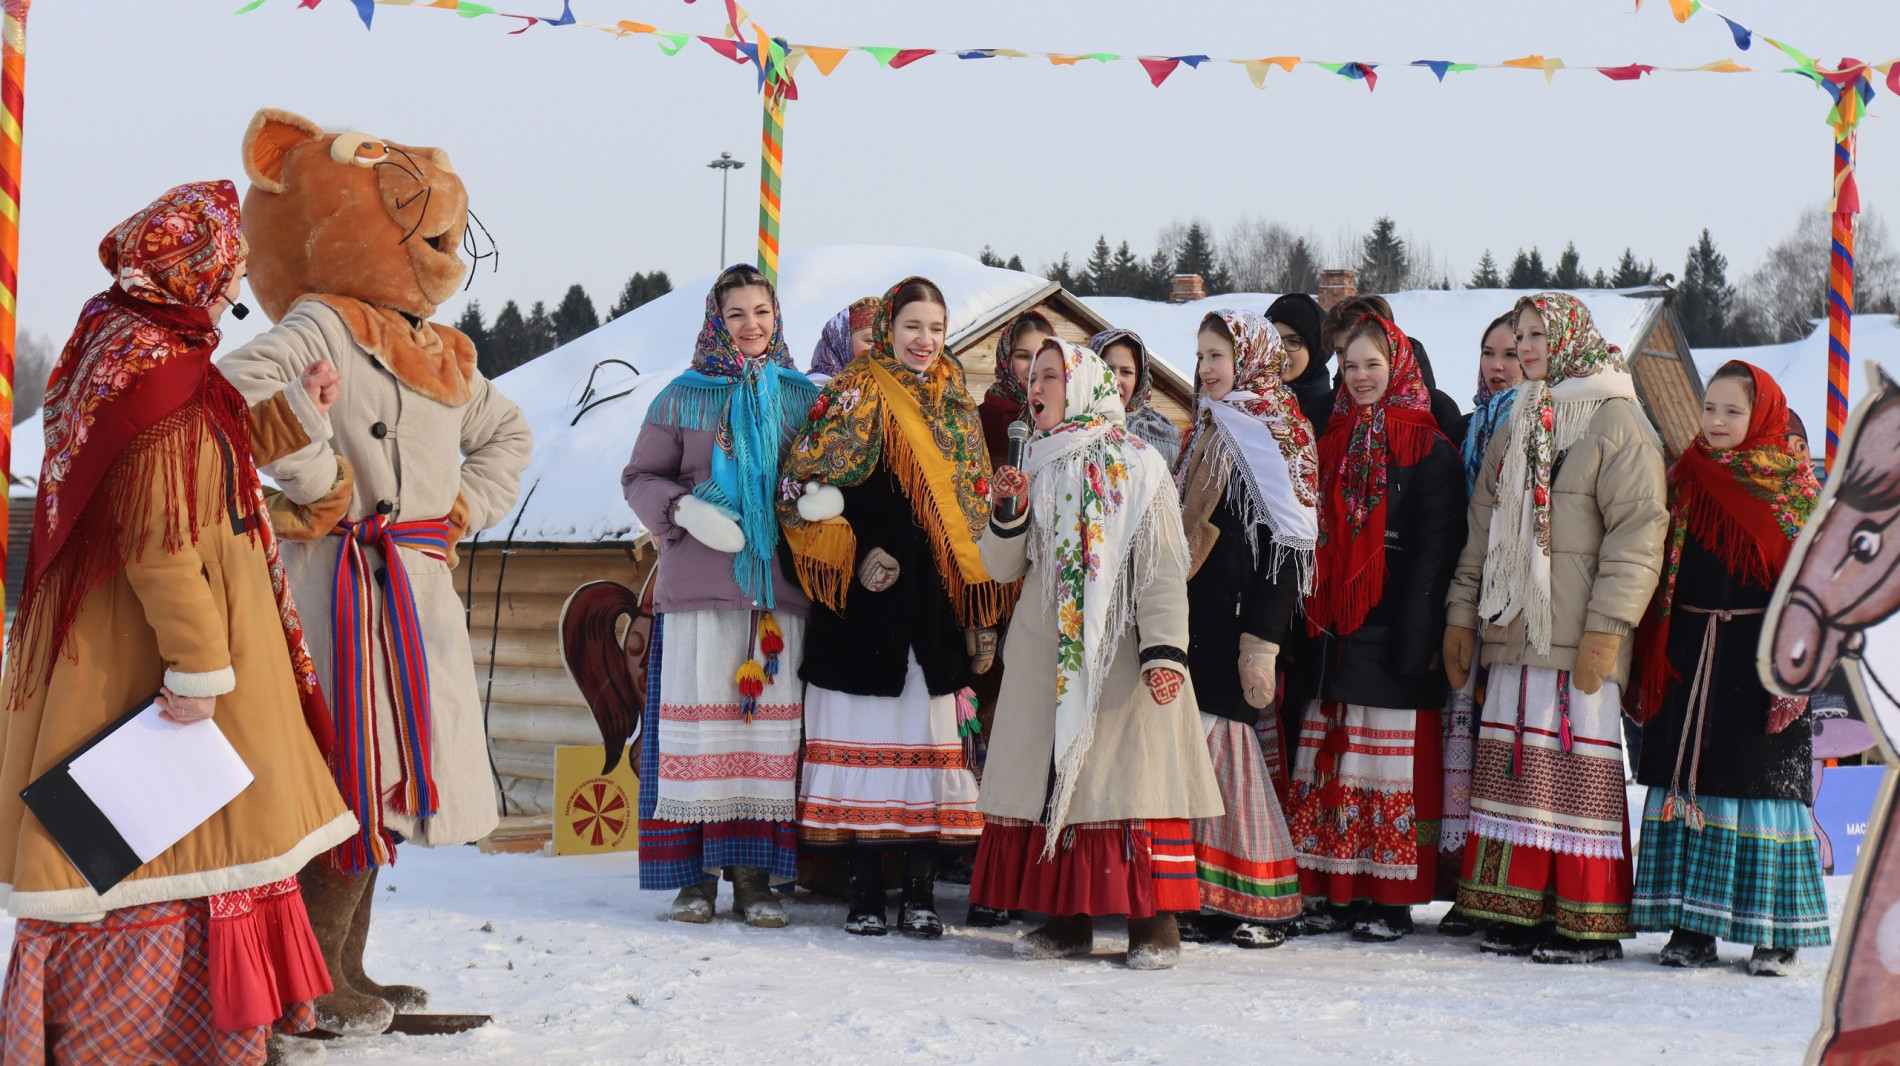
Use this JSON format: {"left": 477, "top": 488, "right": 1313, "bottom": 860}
{"left": 1633, "top": 789, "right": 1831, "bottom": 948}
{"left": 0, "top": 901, "right": 315, "bottom": 1066}
{"left": 1192, "top": 717, "right": 1303, "bottom": 923}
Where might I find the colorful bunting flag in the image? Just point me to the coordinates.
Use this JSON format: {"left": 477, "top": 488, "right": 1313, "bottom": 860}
{"left": 1599, "top": 63, "right": 1655, "bottom": 81}
{"left": 1139, "top": 56, "right": 1179, "bottom": 87}
{"left": 1410, "top": 60, "right": 1473, "bottom": 81}
{"left": 805, "top": 45, "right": 848, "bottom": 74}
{"left": 1719, "top": 15, "right": 1751, "bottom": 50}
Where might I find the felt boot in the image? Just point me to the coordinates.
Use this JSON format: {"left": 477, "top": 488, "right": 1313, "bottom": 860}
{"left": 296, "top": 861, "right": 395, "bottom": 1036}
{"left": 1478, "top": 920, "right": 1550, "bottom": 957}
{"left": 1125, "top": 914, "right": 1182, "bottom": 970}
{"left": 1013, "top": 914, "right": 1094, "bottom": 960}
{"left": 1658, "top": 928, "right": 1719, "bottom": 968}
{"left": 342, "top": 868, "right": 428, "bottom": 1013}
{"left": 265, "top": 1034, "right": 328, "bottom": 1066}
{"left": 667, "top": 878, "right": 717, "bottom": 923}
{"left": 1530, "top": 931, "right": 1624, "bottom": 965}
{"left": 1748, "top": 946, "right": 1798, "bottom": 976}
{"left": 730, "top": 866, "right": 788, "bottom": 928}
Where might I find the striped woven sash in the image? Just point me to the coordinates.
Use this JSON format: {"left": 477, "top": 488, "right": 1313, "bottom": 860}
{"left": 330, "top": 514, "right": 455, "bottom": 870}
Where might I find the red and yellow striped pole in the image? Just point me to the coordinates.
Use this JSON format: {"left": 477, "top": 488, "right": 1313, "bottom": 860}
{"left": 755, "top": 76, "right": 785, "bottom": 286}
{"left": 0, "top": 1, "right": 28, "bottom": 626}
{"left": 1827, "top": 132, "right": 1853, "bottom": 473}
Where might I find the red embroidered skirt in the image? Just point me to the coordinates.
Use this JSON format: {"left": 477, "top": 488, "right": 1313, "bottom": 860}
{"left": 1457, "top": 834, "right": 1634, "bottom": 940}
{"left": 971, "top": 817, "right": 1199, "bottom": 918}
{"left": 0, "top": 881, "right": 325, "bottom": 1066}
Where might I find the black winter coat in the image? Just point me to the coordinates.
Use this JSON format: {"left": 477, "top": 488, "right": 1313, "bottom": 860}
{"left": 798, "top": 467, "right": 974, "bottom": 699}
{"left": 1286, "top": 357, "right": 1336, "bottom": 439}
{"left": 1309, "top": 436, "right": 1465, "bottom": 710}
{"left": 1185, "top": 489, "right": 1303, "bottom": 727}
{"left": 1635, "top": 536, "right": 1812, "bottom": 801}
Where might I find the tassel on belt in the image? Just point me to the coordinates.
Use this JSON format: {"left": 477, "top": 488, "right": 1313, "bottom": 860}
{"left": 330, "top": 513, "right": 456, "bottom": 871}
{"left": 1659, "top": 606, "right": 1765, "bottom": 831}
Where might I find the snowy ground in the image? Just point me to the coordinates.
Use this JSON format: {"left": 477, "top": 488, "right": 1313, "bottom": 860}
{"left": 51, "top": 846, "right": 1839, "bottom": 1065}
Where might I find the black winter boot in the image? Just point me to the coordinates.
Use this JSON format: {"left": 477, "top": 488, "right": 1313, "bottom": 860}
{"left": 898, "top": 877, "right": 944, "bottom": 938}
{"left": 844, "top": 851, "right": 887, "bottom": 936}
{"left": 1659, "top": 928, "right": 1718, "bottom": 968}
{"left": 1478, "top": 920, "right": 1551, "bottom": 957}
{"left": 1531, "top": 931, "right": 1624, "bottom": 964}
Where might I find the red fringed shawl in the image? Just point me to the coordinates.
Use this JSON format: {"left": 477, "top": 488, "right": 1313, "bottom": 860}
{"left": 1306, "top": 314, "right": 1444, "bottom": 636}
{"left": 1629, "top": 361, "right": 1822, "bottom": 721}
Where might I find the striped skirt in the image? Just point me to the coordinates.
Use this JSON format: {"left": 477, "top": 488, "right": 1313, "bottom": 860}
{"left": 1191, "top": 716, "right": 1304, "bottom": 923}
{"left": 1633, "top": 789, "right": 1831, "bottom": 948}
{"left": 797, "top": 652, "right": 982, "bottom": 850}
{"left": 639, "top": 612, "right": 801, "bottom": 888}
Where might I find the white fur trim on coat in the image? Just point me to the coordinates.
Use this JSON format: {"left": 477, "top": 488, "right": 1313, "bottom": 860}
{"left": 282, "top": 379, "right": 334, "bottom": 445}
{"left": 163, "top": 665, "right": 236, "bottom": 698}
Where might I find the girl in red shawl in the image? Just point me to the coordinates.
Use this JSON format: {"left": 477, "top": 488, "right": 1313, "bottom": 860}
{"left": 0, "top": 181, "right": 357, "bottom": 1063}
{"left": 1629, "top": 360, "right": 1828, "bottom": 976}
{"left": 1285, "top": 314, "right": 1465, "bottom": 942}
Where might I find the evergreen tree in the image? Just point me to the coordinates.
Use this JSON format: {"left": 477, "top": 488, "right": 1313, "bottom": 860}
{"left": 1610, "top": 248, "right": 1656, "bottom": 288}
{"left": 1552, "top": 242, "right": 1586, "bottom": 289}
{"left": 1173, "top": 222, "right": 1232, "bottom": 293}
{"left": 1278, "top": 237, "right": 1321, "bottom": 294}
{"left": 1468, "top": 249, "right": 1504, "bottom": 289}
{"left": 524, "top": 300, "right": 558, "bottom": 360}
{"left": 1044, "top": 253, "right": 1081, "bottom": 292}
{"left": 455, "top": 300, "right": 490, "bottom": 375}
{"left": 1080, "top": 235, "right": 1113, "bottom": 297}
{"left": 486, "top": 299, "right": 529, "bottom": 378}
{"left": 1006, "top": 254, "right": 1023, "bottom": 271}
{"left": 1356, "top": 216, "right": 1409, "bottom": 294}
{"left": 1105, "top": 241, "right": 1146, "bottom": 297}
{"left": 1507, "top": 248, "right": 1548, "bottom": 289}
{"left": 552, "top": 284, "right": 600, "bottom": 346}
{"left": 1591, "top": 268, "right": 1610, "bottom": 289}
{"left": 977, "top": 245, "right": 1005, "bottom": 267}
{"left": 1679, "top": 228, "right": 1737, "bottom": 347}
{"left": 609, "top": 271, "right": 673, "bottom": 319}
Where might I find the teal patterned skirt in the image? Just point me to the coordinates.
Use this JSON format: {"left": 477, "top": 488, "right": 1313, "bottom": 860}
{"left": 1632, "top": 788, "right": 1831, "bottom": 948}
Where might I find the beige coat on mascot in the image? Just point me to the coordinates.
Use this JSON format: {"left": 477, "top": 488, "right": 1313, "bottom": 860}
{"left": 220, "top": 108, "right": 532, "bottom": 1036}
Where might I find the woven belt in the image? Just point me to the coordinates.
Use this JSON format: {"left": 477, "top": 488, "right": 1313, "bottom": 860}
{"left": 1659, "top": 606, "right": 1766, "bottom": 830}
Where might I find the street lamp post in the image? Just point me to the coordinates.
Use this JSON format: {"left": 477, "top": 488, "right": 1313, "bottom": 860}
{"left": 707, "top": 151, "right": 746, "bottom": 272}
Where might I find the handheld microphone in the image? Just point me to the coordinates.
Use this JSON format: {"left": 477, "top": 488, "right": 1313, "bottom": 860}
{"left": 999, "top": 419, "right": 1031, "bottom": 522}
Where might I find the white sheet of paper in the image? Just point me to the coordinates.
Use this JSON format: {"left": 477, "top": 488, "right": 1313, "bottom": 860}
{"left": 66, "top": 704, "right": 254, "bottom": 864}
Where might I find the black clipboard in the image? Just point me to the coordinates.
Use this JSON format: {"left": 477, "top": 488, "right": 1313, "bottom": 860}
{"left": 19, "top": 695, "right": 160, "bottom": 895}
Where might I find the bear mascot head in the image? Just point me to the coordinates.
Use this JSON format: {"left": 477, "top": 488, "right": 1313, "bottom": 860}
{"left": 239, "top": 107, "right": 477, "bottom": 406}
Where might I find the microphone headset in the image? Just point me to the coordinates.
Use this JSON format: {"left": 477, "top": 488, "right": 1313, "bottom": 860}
{"left": 216, "top": 292, "right": 250, "bottom": 320}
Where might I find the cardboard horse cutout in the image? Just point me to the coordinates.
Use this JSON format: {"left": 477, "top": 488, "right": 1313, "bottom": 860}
{"left": 1762, "top": 361, "right": 1900, "bottom": 1065}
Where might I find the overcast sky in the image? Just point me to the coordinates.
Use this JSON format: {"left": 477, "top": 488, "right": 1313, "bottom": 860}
{"left": 19, "top": 0, "right": 1896, "bottom": 350}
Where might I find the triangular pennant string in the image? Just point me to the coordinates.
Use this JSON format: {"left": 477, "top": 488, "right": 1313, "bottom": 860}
{"left": 699, "top": 36, "right": 749, "bottom": 63}
{"left": 1598, "top": 63, "right": 1655, "bottom": 81}
{"left": 956, "top": 48, "right": 996, "bottom": 59}
{"left": 1668, "top": 0, "right": 1698, "bottom": 21}
{"left": 1414, "top": 59, "right": 1453, "bottom": 81}
{"left": 1140, "top": 56, "right": 1181, "bottom": 87}
{"left": 350, "top": 0, "right": 374, "bottom": 27}
{"left": 653, "top": 31, "right": 689, "bottom": 55}
{"left": 1177, "top": 54, "right": 1210, "bottom": 68}
{"left": 806, "top": 45, "right": 848, "bottom": 74}
{"left": 863, "top": 45, "right": 901, "bottom": 67}
{"left": 1719, "top": 15, "right": 1752, "bottom": 50}
{"left": 887, "top": 48, "right": 934, "bottom": 69}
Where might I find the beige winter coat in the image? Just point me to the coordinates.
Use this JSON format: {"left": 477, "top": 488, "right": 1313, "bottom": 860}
{"left": 1446, "top": 396, "right": 1668, "bottom": 686}
{"left": 220, "top": 299, "right": 533, "bottom": 847}
{"left": 975, "top": 513, "right": 1224, "bottom": 826}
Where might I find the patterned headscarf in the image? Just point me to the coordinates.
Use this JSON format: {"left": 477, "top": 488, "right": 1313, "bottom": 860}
{"left": 779, "top": 276, "right": 1013, "bottom": 627}
{"left": 1306, "top": 314, "right": 1444, "bottom": 636}
{"left": 1479, "top": 292, "right": 1639, "bottom": 653}
{"left": 11, "top": 181, "right": 330, "bottom": 746}
{"left": 1177, "top": 310, "right": 1319, "bottom": 587}
{"left": 1086, "top": 327, "right": 1179, "bottom": 466}
{"left": 1462, "top": 313, "right": 1520, "bottom": 493}
{"left": 809, "top": 297, "right": 877, "bottom": 379}
{"left": 1631, "top": 361, "right": 1822, "bottom": 719}
{"left": 646, "top": 266, "right": 816, "bottom": 605}
{"left": 987, "top": 311, "right": 1052, "bottom": 409}
{"left": 1019, "top": 338, "right": 1185, "bottom": 847}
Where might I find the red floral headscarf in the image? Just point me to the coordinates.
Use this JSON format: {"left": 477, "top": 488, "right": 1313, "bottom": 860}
{"left": 1630, "top": 361, "right": 1822, "bottom": 720}
{"left": 1306, "top": 313, "right": 1444, "bottom": 636}
{"left": 10, "top": 181, "right": 330, "bottom": 750}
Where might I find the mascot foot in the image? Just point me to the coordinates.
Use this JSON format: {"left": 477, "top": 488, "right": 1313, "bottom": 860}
{"left": 266, "top": 1034, "right": 329, "bottom": 1065}
{"left": 344, "top": 869, "right": 429, "bottom": 1012}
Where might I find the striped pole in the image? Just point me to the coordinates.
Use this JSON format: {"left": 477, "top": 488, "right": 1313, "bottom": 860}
{"left": 0, "top": 2, "right": 27, "bottom": 627}
{"left": 1827, "top": 133, "right": 1853, "bottom": 473}
{"left": 755, "top": 77, "right": 785, "bottom": 286}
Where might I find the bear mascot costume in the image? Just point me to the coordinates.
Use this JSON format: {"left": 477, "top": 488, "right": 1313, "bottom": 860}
{"left": 220, "top": 108, "right": 533, "bottom": 1036}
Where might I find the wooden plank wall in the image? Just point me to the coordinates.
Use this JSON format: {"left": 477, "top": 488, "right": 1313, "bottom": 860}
{"left": 956, "top": 302, "right": 1193, "bottom": 431}
{"left": 460, "top": 544, "right": 654, "bottom": 814}
{"left": 1633, "top": 321, "right": 1704, "bottom": 461}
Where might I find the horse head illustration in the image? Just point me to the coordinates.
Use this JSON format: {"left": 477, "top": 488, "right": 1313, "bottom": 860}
{"left": 1769, "top": 365, "right": 1900, "bottom": 711}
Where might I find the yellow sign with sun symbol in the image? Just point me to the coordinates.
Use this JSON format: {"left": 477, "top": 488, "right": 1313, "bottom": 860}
{"left": 552, "top": 744, "right": 639, "bottom": 856}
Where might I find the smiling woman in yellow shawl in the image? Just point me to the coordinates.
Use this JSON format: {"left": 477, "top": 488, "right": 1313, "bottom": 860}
{"left": 779, "top": 276, "right": 1016, "bottom": 939}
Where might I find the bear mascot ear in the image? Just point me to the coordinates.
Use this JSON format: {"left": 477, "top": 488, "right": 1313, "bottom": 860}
{"left": 243, "top": 108, "right": 325, "bottom": 194}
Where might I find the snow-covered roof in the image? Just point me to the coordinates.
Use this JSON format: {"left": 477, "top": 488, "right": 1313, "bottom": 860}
{"left": 486, "top": 245, "right": 1044, "bottom": 546}
{"left": 10, "top": 409, "right": 41, "bottom": 496}
{"left": 1085, "top": 288, "right": 1665, "bottom": 412}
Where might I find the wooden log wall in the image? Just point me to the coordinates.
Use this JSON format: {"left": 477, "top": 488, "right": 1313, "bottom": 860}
{"left": 955, "top": 302, "right": 1193, "bottom": 431}
{"left": 459, "top": 543, "right": 654, "bottom": 814}
{"left": 1630, "top": 318, "right": 1704, "bottom": 461}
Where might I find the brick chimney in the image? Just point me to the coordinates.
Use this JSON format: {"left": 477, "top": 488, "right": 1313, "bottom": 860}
{"left": 1167, "top": 274, "right": 1205, "bottom": 304}
{"left": 1317, "top": 269, "right": 1358, "bottom": 311}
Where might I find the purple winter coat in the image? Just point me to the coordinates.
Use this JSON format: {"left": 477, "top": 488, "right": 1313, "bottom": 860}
{"left": 622, "top": 421, "right": 811, "bottom": 617}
